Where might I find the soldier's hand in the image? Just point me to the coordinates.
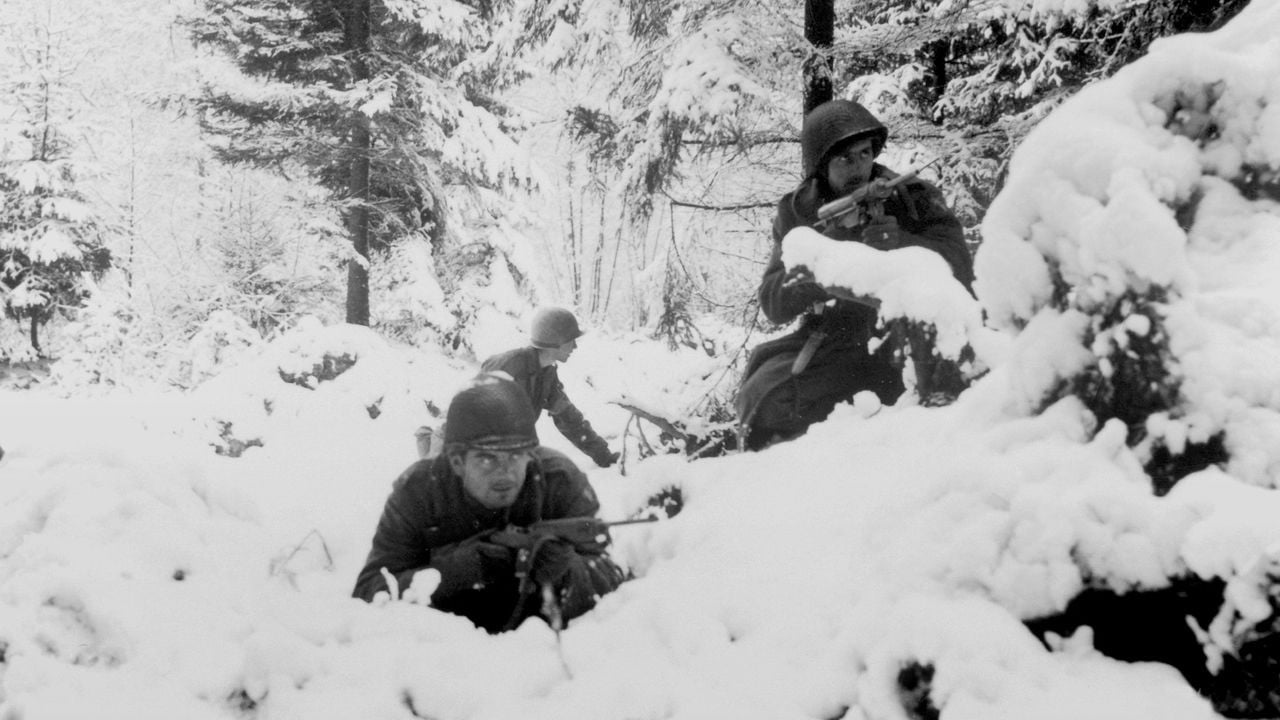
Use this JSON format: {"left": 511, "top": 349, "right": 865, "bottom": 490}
{"left": 782, "top": 265, "right": 831, "bottom": 304}
{"left": 825, "top": 285, "right": 882, "bottom": 309}
{"left": 530, "top": 538, "right": 578, "bottom": 589}
{"left": 428, "top": 533, "right": 514, "bottom": 596}
{"left": 782, "top": 264, "right": 815, "bottom": 287}
{"left": 862, "top": 217, "right": 903, "bottom": 251}
{"left": 595, "top": 449, "right": 620, "bottom": 468}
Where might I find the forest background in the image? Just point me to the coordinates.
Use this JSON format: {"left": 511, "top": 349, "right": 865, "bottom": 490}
{"left": 0, "top": 0, "right": 1252, "bottom": 414}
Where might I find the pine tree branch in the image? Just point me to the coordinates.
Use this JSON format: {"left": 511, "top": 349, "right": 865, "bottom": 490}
{"left": 662, "top": 194, "right": 773, "bottom": 212}
{"left": 680, "top": 136, "right": 796, "bottom": 147}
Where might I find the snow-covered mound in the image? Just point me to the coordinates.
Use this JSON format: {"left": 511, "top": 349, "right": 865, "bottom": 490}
{"left": 4, "top": 4, "right": 1280, "bottom": 720}
{"left": 975, "top": 0, "right": 1280, "bottom": 489}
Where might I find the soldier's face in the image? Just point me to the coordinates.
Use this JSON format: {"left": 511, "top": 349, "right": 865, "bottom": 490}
{"left": 823, "top": 138, "right": 876, "bottom": 194}
{"left": 552, "top": 338, "right": 577, "bottom": 363}
{"left": 452, "top": 449, "right": 532, "bottom": 509}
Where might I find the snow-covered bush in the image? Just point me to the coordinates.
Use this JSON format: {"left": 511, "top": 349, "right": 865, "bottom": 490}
{"left": 976, "top": 24, "right": 1280, "bottom": 494}
{"left": 966, "top": 4, "right": 1280, "bottom": 713}
{"left": 47, "top": 285, "right": 150, "bottom": 392}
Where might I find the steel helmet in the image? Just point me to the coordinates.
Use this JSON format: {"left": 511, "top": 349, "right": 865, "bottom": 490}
{"left": 800, "top": 99, "right": 888, "bottom": 179}
{"left": 529, "top": 306, "right": 584, "bottom": 349}
{"left": 444, "top": 374, "right": 539, "bottom": 451}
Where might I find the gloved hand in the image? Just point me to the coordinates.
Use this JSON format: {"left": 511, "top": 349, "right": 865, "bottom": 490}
{"left": 781, "top": 265, "right": 831, "bottom": 305}
{"left": 531, "top": 540, "right": 605, "bottom": 623}
{"left": 861, "top": 217, "right": 903, "bottom": 251}
{"left": 427, "top": 532, "right": 514, "bottom": 598}
{"left": 596, "top": 450, "right": 621, "bottom": 468}
{"left": 530, "top": 538, "right": 580, "bottom": 589}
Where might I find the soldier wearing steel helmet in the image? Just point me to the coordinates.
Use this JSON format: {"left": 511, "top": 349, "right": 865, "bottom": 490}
{"left": 353, "top": 375, "right": 624, "bottom": 633}
{"left": 480, "top": 307, "right": 619, "bottom": 468}
{"left": 737, "top": 99, "right": 974, "bottom": 451}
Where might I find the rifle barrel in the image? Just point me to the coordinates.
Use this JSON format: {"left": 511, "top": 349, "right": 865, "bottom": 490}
{"left": 606, "top": 516, "right": 660, "bottom": 527}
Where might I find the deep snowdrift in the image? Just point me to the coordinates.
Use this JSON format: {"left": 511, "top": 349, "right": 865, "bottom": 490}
{"left": 4, "top": 2, "right": 1280, "bottom": 719}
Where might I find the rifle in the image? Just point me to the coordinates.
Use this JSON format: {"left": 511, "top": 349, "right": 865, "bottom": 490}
{"left": 488, "top": 515, "right": 657, "bottom": 564}
{"left": 815, "top": 159, "right": 939, "bottom": 230}
{"left": 523, "top": 515, "right": 659, "bottom": 546}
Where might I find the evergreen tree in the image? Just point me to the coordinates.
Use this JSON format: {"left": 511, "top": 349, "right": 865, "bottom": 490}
{"left": 205, "top": 171, "right": 339, "bottom": 337}
{"left": 833, "top": 0, "right": 1253, "bottom": 229}
{"left": 545, "top": 0, "right": 804, "bottom": 340}
{"left": 184, "top": 0, "right": 538, "bottom": 327}
{"left": 0, "top": 7, "right": 112, "bottom": 357}
{"left": 527, "top": 0, "right": 1252, "bottom": 434}
{"left": 539, "top": 0, "right": 850, "bottom": 338}
{"left": 559, "top": 0, "right": 1253, "bottom": 255}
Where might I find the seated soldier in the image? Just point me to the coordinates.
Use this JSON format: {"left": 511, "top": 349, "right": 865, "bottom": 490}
{"left": 353, "top": 375, "right": 624, "bottom": 633}
{"left": 737, "top": 98, "right": 974, "bottom": 451}
{"left": 482, "top": 306, "right": 619, "bottom": 468}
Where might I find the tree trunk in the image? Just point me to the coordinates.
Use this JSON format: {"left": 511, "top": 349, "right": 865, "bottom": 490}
{"left": 803, "top": 0, "right": 835, "bottom": 116}
{"left": 343, "top": 0, "right": 372, "bottom": 326}
{"left": 346, "top": 121, "right": 372, "bottom": 326}
{"left": 29, "top": 316, "right": 40, "bottom": 356}
{"left": 566, "top": 160, "right": 581, "bottom": 305}
{"left": 929, "top": 42, "right": 949, "bottom": 111}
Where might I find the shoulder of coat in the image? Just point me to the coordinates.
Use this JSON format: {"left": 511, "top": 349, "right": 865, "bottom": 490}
{"left": 533, "top": 446, "right": 585, "bottom": 482}
{"left": 785, "top": 178, "right": 825, "bottom": 222}
{"left": 481, "top": 345, "right": 527, "bottom": 369}
{"left": 392, "top": 458, "right": 434, "bottom": 490}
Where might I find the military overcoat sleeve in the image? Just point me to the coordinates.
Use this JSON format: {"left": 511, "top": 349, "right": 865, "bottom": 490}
{"left": 352, "top": 463, "right": 435, "bottom": 602}
{"left": 545, "top": 371, "right": 615, "bottom": 467}
{"left": 757, "top": 194, "right": 832, "bottom": 325}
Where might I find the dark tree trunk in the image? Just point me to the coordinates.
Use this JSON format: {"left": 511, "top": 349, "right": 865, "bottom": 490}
{"left": 929, "top": 42, "right": 948, "bottom": 107}
{"left": 343, "top": 0, "right": 372, "bottom": 326}
{"left": 803, "top": 0, "right": 835, "bottom": 116}
{"left": 29, "top": 316, "right": 40, "bottom": 356}
{"left": 346, "top": 121, "right": 372, "bottom": 326}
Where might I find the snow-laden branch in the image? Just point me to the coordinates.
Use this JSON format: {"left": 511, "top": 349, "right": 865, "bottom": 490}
{"left": 781, "top": 226, "right": 982, "bottom": 359}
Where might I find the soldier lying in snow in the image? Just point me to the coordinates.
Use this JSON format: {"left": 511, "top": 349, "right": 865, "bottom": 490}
{"left": 354, "top": 375, "right": 624, "bottom": 633}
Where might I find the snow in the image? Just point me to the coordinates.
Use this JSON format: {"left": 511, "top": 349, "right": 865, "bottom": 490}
{"left": 651, "top": 16, "right": 768, "bottom": 131}
{"left": 5, "top": 3, "right": 1280, "bottom": 720}
{"left": 975, "top": 0, "right": 1280, "bottom": 490}
{"left": 5, "top": 330, "right": 1248, "bottom": 720}
{"left": 782, "top": 228, "right": 984, "bottom": 359}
